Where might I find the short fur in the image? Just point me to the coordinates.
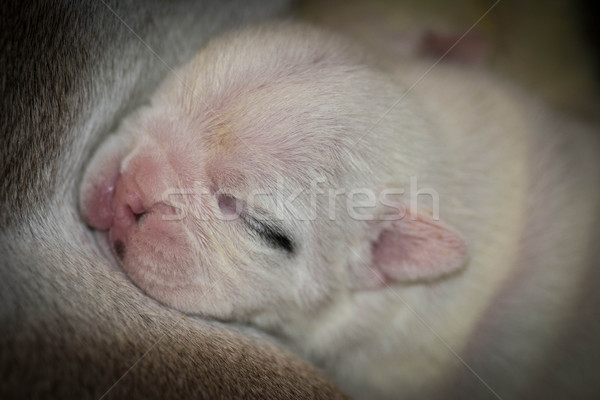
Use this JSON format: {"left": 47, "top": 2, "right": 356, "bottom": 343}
{"left": 80, "top": 22, "right": 600, "bottom": 399}
{"left": 0, "top": 2, "right": 349, "bottom": 399}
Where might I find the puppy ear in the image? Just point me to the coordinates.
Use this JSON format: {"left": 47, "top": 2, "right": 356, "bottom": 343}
{"left": 351, "top": 206, "right": 468, "bottom": 290}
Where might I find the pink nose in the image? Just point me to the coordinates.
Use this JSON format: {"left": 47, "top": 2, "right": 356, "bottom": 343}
{"left": 81, "top": 168, "right": 119, "bottom": 231}
{"left": 82, "top": 168, "right": 147, "bottom": 224}
{"left": 81, "top": 165, "right": 150, "bottom": 260}
{"left": 109, "top": 174, "right": 148, "bottom": 251}
{"left": 80, "top": 147, "right": 183, "bottom": 262}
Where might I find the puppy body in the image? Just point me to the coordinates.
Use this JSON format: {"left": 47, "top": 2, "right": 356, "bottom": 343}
{"left": 80, "top": 24, "right": 600, "bottom": 399}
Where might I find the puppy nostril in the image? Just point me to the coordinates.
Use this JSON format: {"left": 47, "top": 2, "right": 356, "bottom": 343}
{"left": 113, "top": 240, "right": 125, "bottom": 260}
{"left": 134, "top": 211, "right": 147, "bottom": 223}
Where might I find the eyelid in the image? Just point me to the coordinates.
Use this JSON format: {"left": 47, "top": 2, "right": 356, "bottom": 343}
{"left": 240, "top": 212, "right": 295, "bottom": 254}
{"left": 217, "top": 192, "right": 295, "bottom": 254}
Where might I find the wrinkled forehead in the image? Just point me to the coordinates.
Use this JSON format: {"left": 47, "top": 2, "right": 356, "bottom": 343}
{"left": 151, "top": 79, "right": 354, "bottom": 195}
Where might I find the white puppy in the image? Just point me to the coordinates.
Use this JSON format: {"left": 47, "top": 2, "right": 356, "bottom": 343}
{"left": 80, "top": 23, "right": 600, "bottom": 399}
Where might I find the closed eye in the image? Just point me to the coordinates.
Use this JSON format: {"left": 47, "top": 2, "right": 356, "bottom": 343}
{"left": 217, "top": 193, "right": 295, "bottom": 254}
{"left": 241, "top": 214, "right": 295, "bottom": 254}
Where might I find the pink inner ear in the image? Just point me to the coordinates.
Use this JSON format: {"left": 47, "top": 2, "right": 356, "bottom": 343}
{"left": 370, "top": 210, "right": 468, "bottom": 285}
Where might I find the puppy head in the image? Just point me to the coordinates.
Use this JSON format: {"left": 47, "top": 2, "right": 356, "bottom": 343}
{"left": 80, "top": 24, "right": 467, "bottom": 324}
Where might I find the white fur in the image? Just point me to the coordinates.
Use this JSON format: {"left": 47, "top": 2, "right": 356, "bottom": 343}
{"left": 80, "top": 23, "right": 600, "bottom": 399}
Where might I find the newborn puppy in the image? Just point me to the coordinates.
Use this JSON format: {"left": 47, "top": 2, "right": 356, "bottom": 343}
{"left": 79, "top": 23, "right": 600, "bottom": 399}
